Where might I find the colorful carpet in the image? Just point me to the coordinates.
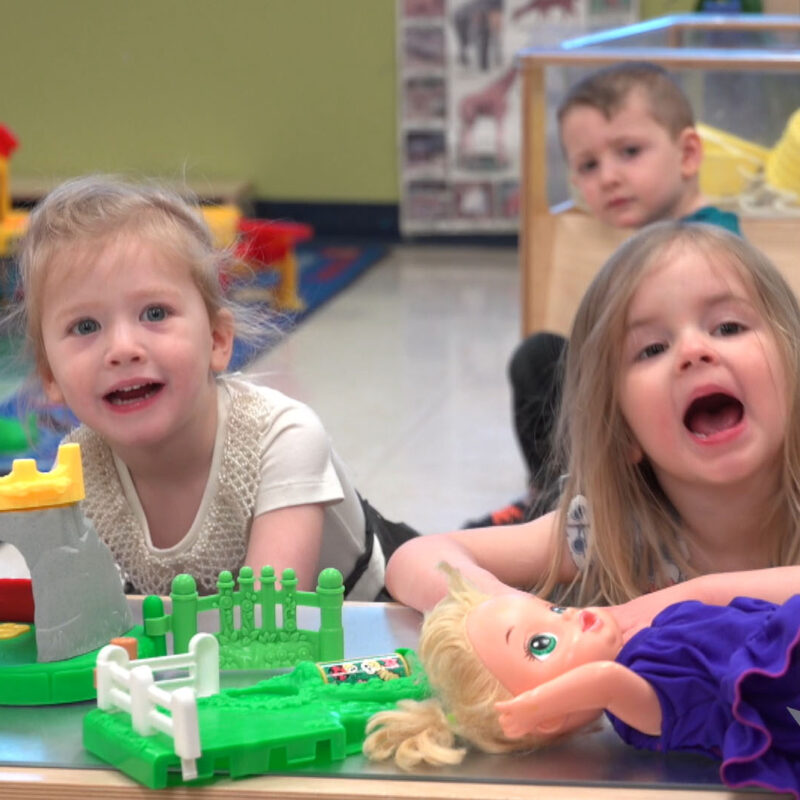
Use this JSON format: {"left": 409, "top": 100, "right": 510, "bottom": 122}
{"left": 0, "top": 240, "right": 387, "bottom": 472}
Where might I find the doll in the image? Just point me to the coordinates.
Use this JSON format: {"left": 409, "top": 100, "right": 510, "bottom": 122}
{"left": 363, "top": 566, "right": 800, "bottom": 799}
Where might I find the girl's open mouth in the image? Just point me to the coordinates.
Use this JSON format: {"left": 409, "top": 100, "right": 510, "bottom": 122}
{"left": 683, "top": 392, "right": 744, "bottom": 439}
{"left": 104, "top": 382, "right": 164, "bottom": 406}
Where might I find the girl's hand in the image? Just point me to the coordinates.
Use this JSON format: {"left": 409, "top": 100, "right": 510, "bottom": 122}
{"left": 495, "top": 679, "right": 600, "bottom": 739}
{"left": 495, "top": 690, "right": 546, "bottom": 739}
{"left": 495, "top": 662, "right": 661, "bottom": 739}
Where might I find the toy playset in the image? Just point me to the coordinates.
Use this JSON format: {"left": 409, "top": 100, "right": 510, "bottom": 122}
{"left": 84, "top": 640, "right": 428, "bottom": 788}
{"left": 0, "top": 441, "right": 431, "bottom": 788}
{"left": 0, "top": 123, "right": 312, "bottom": 311}
{"left": 0, "top": 443, "right": 345, "bottom": 705}
{"left": 0, "top": 443, "right": 150, "bottom": 704}
{"left": 0, "top": 125, "right": 27, "bottom": 263}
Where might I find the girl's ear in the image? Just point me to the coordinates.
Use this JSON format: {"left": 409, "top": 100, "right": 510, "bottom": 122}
{"left": 39, "top": 364, "right": 65, "bottom": 405}
{"left": 210, "top": 308, "right": 235, "bottom": 373}
{"left": 678, "top": 127, "right": 703, "bottom": 179}
{"left": 622, "top": 426, "right": 644, "bottom": 463}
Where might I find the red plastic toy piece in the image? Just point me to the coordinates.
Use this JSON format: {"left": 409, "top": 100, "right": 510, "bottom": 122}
{"left": 0, "top": 126, "right": 19, "bottom": 159}
{"left": 236, "top": 218, "right": 313, "bottom": 265}
{"left": 234, "top": 218, "right": 314, "bottom": 310}
{"left": 0, "top": 578, "right": 35, "bottom": 622}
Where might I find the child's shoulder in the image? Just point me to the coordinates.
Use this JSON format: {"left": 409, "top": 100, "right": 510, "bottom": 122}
{"left": 682, "top": 205, "right": 741, "bottom": 235}
{"left": 219, "top": 374, "right": 329, "bottom": 432}
{"left": 221, "top": 373, "right": 303, "bottom": 408}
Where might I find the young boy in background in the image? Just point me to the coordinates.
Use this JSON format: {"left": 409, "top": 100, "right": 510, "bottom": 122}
{"left": 467, "top": 61, "right": 741, "bottom": 528}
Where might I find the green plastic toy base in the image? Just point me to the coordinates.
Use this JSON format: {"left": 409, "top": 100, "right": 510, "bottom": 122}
{"left": 83, "top": 649, "right": 431, "bottom": 788}
{"left": 0, "top": 625, "right": 157, "bottom": 705}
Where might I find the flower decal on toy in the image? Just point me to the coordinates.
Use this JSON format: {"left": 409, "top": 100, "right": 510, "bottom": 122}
{"left": 317, "top": 654, "right": 411, "bottom": 684}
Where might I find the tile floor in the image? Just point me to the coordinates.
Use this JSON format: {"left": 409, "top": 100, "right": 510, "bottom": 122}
{"left": 246, "top": 243, "right": 525, "bottom": 535}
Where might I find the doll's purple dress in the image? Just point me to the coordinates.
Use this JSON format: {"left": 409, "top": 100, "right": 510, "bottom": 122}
{"left": 606, "top": 595, "right": 800, "bottom": 798}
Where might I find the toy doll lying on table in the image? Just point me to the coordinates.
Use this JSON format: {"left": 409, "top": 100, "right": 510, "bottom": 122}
{"left": 363, "top": 566, "right": 800, "bottom": 799}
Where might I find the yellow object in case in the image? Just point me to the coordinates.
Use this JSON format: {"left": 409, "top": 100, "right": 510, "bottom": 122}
{"left": 697, "top": 122, "right": 770, "bottom": 199}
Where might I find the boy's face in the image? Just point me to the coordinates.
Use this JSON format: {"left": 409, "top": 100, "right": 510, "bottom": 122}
{"left": 560, "top": 89, "right": 702, "bottom": 229}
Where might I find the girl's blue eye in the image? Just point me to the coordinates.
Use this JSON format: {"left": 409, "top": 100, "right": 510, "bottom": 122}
{"left": 715, "top": 321, "right": 744, "bottom": 336}
{"left": 526, "top": 633, "right": 558, "bottom": 661}
{"left": 637, "top": 342, "right": 666, "bottom": 361}
{"left": 72, "top": 318, "right": 100, "bottom": 336}
{"left": 142, "top": 305, "right": 168, "bottom": 323}
{"left": 550, "top": 605, "right": 567, "bottom": 614}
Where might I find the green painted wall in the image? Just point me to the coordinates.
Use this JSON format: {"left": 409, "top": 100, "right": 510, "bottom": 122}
{"left": 2, "top": 2, "right": 716, "bottom": 206}
{"left": 1, "top": 0, "right": 398, "bottom": 202}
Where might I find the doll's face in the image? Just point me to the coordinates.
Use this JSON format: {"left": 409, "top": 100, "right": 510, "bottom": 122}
{"left": 465, "top": 594, "right": 623, "bottom": 696}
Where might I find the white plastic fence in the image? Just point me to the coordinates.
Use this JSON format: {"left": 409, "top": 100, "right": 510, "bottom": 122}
{"left": 95, "top": 632, "right": 220, "bottom": 780}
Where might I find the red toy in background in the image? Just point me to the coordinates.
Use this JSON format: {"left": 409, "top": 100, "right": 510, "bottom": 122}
{"left": 0, "top": 125, "right": 19, "bottom": 220}
{"left": 235, "top": 217, "right": 313, "bottom": 311}
{"left": 0, "top": 124, "right": 27, "bottom": 261}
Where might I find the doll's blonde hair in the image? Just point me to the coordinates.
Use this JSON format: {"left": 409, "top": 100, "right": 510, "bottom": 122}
{"left": 16, "top": 175, "right": 265, "bottom": 375}
{"left": 363, "top": 565, "right": 545, "bottom": 769}
{"left": 537, "top": 222, "right": 800, "bottom": 606}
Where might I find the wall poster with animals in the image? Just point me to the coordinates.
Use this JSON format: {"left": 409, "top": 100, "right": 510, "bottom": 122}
{"left": 398, "top": 0, "right": 639, "bottom": 235}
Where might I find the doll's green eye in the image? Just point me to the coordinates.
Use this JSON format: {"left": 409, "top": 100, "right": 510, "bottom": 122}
{"left": 550, "top": 606, "right": 567, "bottom": 614}
{"left": 526, "top": 633, "right": 558, "bottom": 660}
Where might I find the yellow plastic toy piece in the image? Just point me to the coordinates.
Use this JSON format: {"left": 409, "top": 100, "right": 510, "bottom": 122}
{"left": 0, "top": 152, "right": 10, "bottom": 223}
{"left": 0, "top": 622, "right": 31, "bottom": 640}
{"left": 0, "top": 443, "right": 85, "bottom": 511}
{"left": 697, "top": 123, "right": 770, "bottom": 199}
{"left": 0, "top": 145, "right": 29, "bottom": 258}
{"left": 201, "top": 203, "right": 242, "bottom": 249}
{"left": 766, "top": 109, "right": 800, "bottom": 196}
{"left": 0, "top": 208, "right": 28, "bottom": 259}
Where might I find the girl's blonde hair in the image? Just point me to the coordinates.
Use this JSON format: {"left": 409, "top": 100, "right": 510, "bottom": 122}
{"left": 17, "top": 175, "right": 262, "bottom": 374}
{"left": 537, "top": 221, "right": 800, "bottom": 606}
{"left": 363, "top": 565, "right": 545, "bottom": 769}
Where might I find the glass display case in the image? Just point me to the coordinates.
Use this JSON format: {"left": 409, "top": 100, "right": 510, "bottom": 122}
{"left": 517, "top": 14, "right": 800, "bottom": 335}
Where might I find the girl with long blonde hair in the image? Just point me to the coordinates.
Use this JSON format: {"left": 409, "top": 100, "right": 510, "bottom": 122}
{"left": 386, "top": 222, "right": 800, "bottom": 631}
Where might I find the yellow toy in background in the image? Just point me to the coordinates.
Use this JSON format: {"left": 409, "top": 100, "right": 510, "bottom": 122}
{"left": 695, "top": 114, "right": 800, "bottom": 214}
{"left": 697, "top": 122, "right": 770, "bottom": 199}
{"left": 766, "top": 108, "right": 800, "bottom": 196}
{"left": 0, "top": 126, "right": 15, "bottom": 220}
{"left": 202, "top": 205, "right": 312, "bottom": 311}
{"left": 0, "top": 126, "right": 29, "bottom": 260}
